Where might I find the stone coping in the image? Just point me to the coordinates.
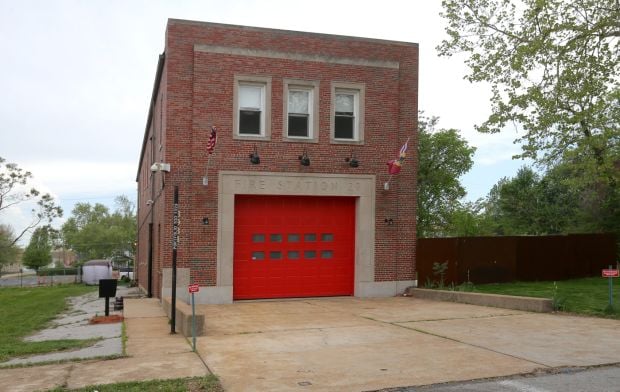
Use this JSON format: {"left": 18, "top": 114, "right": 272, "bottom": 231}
{"left": 406, "top": 288, "right": 553, "bottom": 313}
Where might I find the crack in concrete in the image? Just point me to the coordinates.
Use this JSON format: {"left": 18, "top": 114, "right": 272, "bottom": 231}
{"left": 387, "top": 321, "right": 551, "bottom": 369}
{"left": 380, "top": 313, "right": 526, "bottom": 324}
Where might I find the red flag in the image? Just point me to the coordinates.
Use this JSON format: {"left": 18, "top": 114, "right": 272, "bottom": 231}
{"left": 387, "top": 138, "right": 409, "bottom": 175}
{"left": 206, "top": 126, "right": 217, "bottom": 154}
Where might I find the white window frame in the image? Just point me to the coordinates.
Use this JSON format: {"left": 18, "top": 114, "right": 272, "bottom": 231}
{"left": 331, "top": 82, "right": 365, "bottom": 145}
{"left": 283, "top": 79, "right": 319, "bottom": 143}
{"left": 233, "top": 75, "right": 272, "bottom": 141}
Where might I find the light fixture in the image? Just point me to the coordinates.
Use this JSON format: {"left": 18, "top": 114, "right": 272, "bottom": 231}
{"left": 385, "top": 218, "right": 394, "bottom": 226}
{"left": 298, "top": 149, "right": 310, "bottom": 166}
{"left": 146, "top": 199, "right": 154, "bottom": 206}
{"left": 202, "top": 217, "right": 209, "bottom": 225}
{"left": 150, "top": 162, "right": 171, "bottom": 172}
{"left": 345, "top": 151, "right": 359, "bottom": 168}
{"left": 249, "top": 145, "right": 260, "bottom": 164}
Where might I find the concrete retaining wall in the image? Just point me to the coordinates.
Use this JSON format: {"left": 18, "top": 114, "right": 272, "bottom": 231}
{"left": 162, "top": 297, "right": 206, "bottom": 337}
{"left": 406, "top": 288, "right": 553, "bottom": 313}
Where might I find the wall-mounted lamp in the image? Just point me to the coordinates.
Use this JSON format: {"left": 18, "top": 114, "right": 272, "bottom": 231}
{"left": 249, "top": 145, "right": 260, "bottom": 165}
{"left": 150, "top": 162, "right": 171, "bottom": 172}
{"left": 146, "top": 200, "right": 154, "bottom": 206}
{"left": 385, "top": 218, "right": 394, "bottom": 226}
{"left": 202, "top": 217, "right": 209, "bottom": 225}
{"left": 298, "top": 149, "right": 310, "bottom": 166}
{"left": 345, "top": 151, "right": 359, "bottom": 168}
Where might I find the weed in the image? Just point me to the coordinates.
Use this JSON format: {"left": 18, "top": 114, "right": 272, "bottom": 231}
{"left": 551, "top": 281, "right": 566, "bottom": 311}
{"left": 432, "top": 261, "right": 448, "bottom": 288}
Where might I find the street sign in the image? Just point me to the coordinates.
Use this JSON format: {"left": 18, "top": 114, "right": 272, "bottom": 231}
{"left": 188, "top": 283, "right": 200, "bottom": 293}
{"left": 602, "top": 269, "right": 619, "bottom": 278}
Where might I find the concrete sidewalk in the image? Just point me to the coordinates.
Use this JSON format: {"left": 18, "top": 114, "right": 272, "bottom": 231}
{"left": 1, "top": 298, "right": 209, "bottom": 392}
{"left": 196, "top": 297, "right": 620, "bottom": 391}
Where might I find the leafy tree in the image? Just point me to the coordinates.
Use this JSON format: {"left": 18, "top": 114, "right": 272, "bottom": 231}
{"left": 62, "top": 196, "right": 136, "bottom": 262}
{"left": 438, "top": 0, "right": 619, "bottom": 168}
{"left": 22, "top": 226, "right": 52, "bottom": 272}
{"left": 0, "top": 157, "right": 63, "bottom": 245}
{"left": 446, "top": 201, "right": 493, "bottom": 237}
{"left": 0, "top": 225, "right": 20, "bottom": 275}
{"left": 481, "top": 165, "right": 588, "bottom": 235}
{"left": 417, "top": 114, "right": 476, "bottom": 237}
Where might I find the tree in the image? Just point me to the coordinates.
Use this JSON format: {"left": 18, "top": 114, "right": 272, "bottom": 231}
{"left": 0, "top": 157, "right": 63, "bottom": 245}
{"left": 417, "top": 114, "right": 477, "bottom": 237}
{"left": 438, "top": 0, "right": 619, "bottom": 168}
{"left": 0, "top": 225, "right": 20, "bottom": 275}
{"left": 62, "top": 196, "right": 136, "bottom": 262}
{"left": 446, "top": 201, "right": 493, "bottom": 237}
{"left": 22, "top": 226, "right": 52, "bottom": 272}
{"left": 481, "top": 165, "right": 582, "bottom": 235}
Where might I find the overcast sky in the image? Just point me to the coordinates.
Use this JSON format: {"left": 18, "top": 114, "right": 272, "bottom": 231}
{"left": 0, "top": 0, "right": 529, "bottom": 244}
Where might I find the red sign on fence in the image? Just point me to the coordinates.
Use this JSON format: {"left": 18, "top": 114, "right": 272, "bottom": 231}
{"left": 188, "top": 284, "right": 200, "bottom": 293}
{"left": 602, "top": 269, "right": 619, "bottom": 278}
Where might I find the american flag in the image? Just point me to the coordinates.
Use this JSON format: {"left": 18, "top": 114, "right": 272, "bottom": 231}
{"left": 399, "top": 138, "right": 409, "bottom": 156}
{"left": 207, "top": 126, "right": 217, "bottom": 154}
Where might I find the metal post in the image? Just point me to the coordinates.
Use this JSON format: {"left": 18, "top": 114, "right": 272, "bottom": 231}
{"left": 609, "top": 265, "right": 613, "bottom": 307}
{"left": 171, "top": 185, "right": 179, "bottom": 334}
{"left": 191, "top": 291, "right": 196, "bottom": 352}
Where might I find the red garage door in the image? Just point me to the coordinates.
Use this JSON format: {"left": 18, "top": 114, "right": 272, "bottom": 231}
{"left": 233, "top": 195, "right": 355, "bottom": 300}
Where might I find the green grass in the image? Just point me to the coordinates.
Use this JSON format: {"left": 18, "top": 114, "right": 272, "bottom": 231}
{"left": 0, "top": 284, "right": 98, "bottom": 362}
{"left": 472, "top": 277, "right": 620, "bottom": 319}
{"left": 48, "top": 374, "right": 223, "bottom": 392}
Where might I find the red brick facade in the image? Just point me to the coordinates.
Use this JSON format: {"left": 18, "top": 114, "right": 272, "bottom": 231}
{"left": 136, "top": 19, "right": 418, "bottom": 303}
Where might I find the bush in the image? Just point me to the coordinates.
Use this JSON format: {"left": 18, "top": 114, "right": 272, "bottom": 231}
{"left": 37, "top": 267, "right": 79, "bottom": 276}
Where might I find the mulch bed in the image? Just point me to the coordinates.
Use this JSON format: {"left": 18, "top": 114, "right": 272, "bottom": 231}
{"left": 89, "top": 314, "right": 124, "bottom": 324}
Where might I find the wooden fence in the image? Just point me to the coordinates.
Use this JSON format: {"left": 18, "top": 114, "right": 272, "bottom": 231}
{"left": 417, "top": 234, "right": 617, "bottom": 285}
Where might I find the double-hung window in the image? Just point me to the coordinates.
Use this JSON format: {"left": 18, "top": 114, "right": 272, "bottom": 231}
{"left": 234, "top": 76, "right": 271, "bottom": 140}
{"left": 331, "top": 82, "right": 365, "bottom": 144}
{"left": 288, "top": 89, "right": 311, "bottom": 137}
{"left": 334, "top": 91, "right": 356, "bottom": 139}
{"left": 239, "top": 84, "right": 263, "bottom": 135}
{"left": 283, "top": 80, "right": 319, "bottom": 142}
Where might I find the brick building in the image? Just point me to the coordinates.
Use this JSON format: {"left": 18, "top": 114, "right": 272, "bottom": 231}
{"left": 136, "top": 19, "right": 418, "bottom": 304}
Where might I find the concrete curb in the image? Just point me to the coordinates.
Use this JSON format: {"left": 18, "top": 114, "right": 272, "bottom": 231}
{"left": 406, "top": 288, "right": 553, "bottom": 313}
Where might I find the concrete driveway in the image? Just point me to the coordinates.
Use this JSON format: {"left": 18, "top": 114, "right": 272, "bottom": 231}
{"left": 195, "top": 297, "right": 620, "bottom": 391}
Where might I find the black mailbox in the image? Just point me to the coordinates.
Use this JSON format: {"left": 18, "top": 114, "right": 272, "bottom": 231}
{"left": 99, "top": 279, "right": 118, "bottom": 298}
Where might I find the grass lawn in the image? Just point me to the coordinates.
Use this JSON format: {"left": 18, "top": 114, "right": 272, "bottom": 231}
{"left": 48, "top": 375, "right": 223, "bottom": 392}
{"left": 0, "top": 284, "right": 98, "bottom": 362}
{"left": 472, "top": 277, "right": 620, "bottom": 319}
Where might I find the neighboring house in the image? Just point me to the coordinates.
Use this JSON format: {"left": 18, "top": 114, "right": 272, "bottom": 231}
{"left": 51, "top": 248, "right": 77, "bottom": 268}
{"left": 136, "top": 19, "right": 418, "bottom": 304}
